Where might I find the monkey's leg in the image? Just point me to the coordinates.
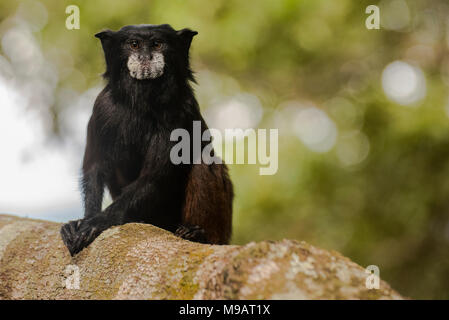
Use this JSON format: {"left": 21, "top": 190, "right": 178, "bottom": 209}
{"left": 181, "top": 163, "right": 234, "bottom": 245}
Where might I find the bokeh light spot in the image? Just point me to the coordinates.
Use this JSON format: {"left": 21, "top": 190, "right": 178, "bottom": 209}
{"left": 293, "top": 106, "right": 337, "bottom": 153}
{"left": 382, "top": 61, "right": 426, "bottom": 106}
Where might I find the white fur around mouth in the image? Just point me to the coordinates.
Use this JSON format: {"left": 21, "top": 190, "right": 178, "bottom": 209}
{"left": 127, "top": 52, "right": 165, "bottom": 80}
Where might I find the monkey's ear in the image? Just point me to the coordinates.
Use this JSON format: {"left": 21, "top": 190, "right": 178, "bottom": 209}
{"left": 177, "top": 28, "right": 198, "bottom": 38}
{"left": 95, "top": 29, "right": 114, "bottom": 41}
{"left": 95, "top": 29, "right": 116, "bottom": 55}
{"left": 176, "top": 28, "right": 198, "bottom": 50}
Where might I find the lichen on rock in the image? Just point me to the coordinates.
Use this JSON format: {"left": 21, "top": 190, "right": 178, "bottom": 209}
{"left": 0, "top": 214, "right": 403, "bottom": 300}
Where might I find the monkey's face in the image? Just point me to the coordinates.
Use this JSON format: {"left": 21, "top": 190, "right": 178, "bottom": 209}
{"left": 95, "top": 24, "right": 197, "bottom": 82}
{"left": 125, "top": 38, "right": 165, "bottom": 80}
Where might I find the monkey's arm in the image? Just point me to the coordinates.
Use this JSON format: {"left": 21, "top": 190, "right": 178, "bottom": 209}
{"left": 60, "top": 114, "right": 108, "bottom": 254}
{"left": 81, "top": 118, "right": 105, "bottom": 219}
{"left": 81, "top": 164, "right": 104, "bottom": 219}
{"left": 61, "top": 175, "right": 180, "bottom": 256}
{"left": 61, "top": 163, "right": 105, "bottom": 247}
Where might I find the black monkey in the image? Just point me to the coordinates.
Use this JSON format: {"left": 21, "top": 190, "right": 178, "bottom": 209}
{"left": 60, "top": 24, "right": 233, "bottom": 256}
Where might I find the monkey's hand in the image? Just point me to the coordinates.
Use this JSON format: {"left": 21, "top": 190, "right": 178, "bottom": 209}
{"left": 60, "top": 216, "right": 107, "bottom": 256}
{"left": 175, "top": 225, "right": 208, "bottom": 244}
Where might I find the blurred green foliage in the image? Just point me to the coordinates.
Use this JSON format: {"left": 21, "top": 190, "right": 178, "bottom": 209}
{"left": 1, "top": 0, "right": 449, "bottom": 299}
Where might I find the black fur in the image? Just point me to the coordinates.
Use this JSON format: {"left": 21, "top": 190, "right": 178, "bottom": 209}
{"left": 60, "top": 24, "right": 233, "bottom": 256}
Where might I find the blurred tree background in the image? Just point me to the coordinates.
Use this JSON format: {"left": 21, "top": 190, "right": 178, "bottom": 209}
{"left": 1, "top": 0, "right": 449, "bottom": 299}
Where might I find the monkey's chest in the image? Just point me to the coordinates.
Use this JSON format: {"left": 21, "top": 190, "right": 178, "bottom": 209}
{"left": 101, "top": 115, "right": 179, "bottom": 187}
{"left": 100, "top": 120, "right": 149, "bottom": 181}
{"left": 109, "top": 141, "right": 143, "bottom": 183}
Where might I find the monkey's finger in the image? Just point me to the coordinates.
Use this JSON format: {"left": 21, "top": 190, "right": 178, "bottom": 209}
{"left": 72, "top": 232, "right": 88, "bottom": 255}
{"left": 68, "top": 244, "right": 77, "bottom": 257}
{"left": 60, "top": 225, "right": 69, "bottom": 239}
{"left": 68, "top": 221, "right": 79, "bottom": 235}
{"left": 76, "top": 226, "right": 97, "bottom": 251}
{"left": 61, "top": 235, "right": 76, "bottom": 256}
{"left": 60, "top": 225, "right": 74, "bottom": 246}
{"left": 86, "top": 227, "right": 98, "bottom": 243}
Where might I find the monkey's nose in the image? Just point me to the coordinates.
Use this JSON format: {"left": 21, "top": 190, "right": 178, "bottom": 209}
{"left": 141, "top": 50, "right": 153, "bottom": 60}
{"left": 138, "top": 53, "right": 153, "bottom": 60}
{"left": 140, "top": 61, "right": 152, "bottom": 71}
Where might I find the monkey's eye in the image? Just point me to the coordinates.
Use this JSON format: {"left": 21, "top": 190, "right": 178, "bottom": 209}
{"left": 153, "top": 41, "right": 163, "bottom": 50}
{"left": 129, "top": 40, "right": 140, "bottom": 49}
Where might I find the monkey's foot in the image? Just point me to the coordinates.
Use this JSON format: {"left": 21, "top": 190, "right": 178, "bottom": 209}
{"left": 60, "top": 217, "right": 105, "bottom": 256}
{"left": 175, "top": 225, "right": 208, "bottom": 244}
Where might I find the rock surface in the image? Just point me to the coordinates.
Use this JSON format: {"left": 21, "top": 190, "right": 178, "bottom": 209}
{"left": 0, "top": 214, "right": 402, "bottom": 299}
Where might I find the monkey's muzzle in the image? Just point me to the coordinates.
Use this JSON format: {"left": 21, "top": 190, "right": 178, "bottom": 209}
{"left": 127, "top": 52, "right": 165, "bottom": 80}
